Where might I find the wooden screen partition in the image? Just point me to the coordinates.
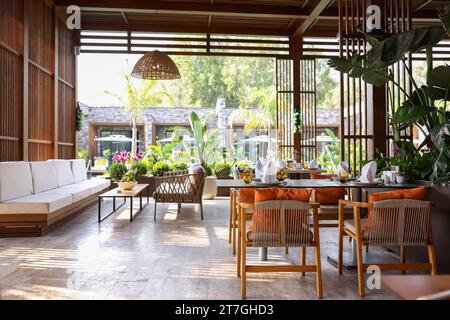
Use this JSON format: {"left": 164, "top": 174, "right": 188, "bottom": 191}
{"left": 0, "top": 0, "right": 77, "bottom": 162}
{"left": 0, "top": 0, "right": 24, "bottom": 161}
{"left": 385, "top": 0, "right": 413, "bottom": 157}
{"left": 339, "top": 0, "right": 371, "bottom": 175}
{"left": 276, "top": 58, "right": 294, "bottom": 160}
{"left": 299, "top": 58, "right": 317, "bottom": 162}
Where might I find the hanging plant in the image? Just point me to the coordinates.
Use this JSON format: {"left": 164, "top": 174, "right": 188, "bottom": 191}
{"left": 294, "top": 110, "right": 302, "bottom": 133}
{"left": 76, "top": 103, "right": 85, "bottom": 132}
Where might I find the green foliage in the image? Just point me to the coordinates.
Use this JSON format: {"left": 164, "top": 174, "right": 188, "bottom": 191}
{"left": 102, "top": 149, "right": 112, "bottom": 159}
{"left": 76, "top": 104, "right": 85, "bottom": 132}
{"left": 77, "top": 149, "right": 90, "bottom": 166}
{"left": 121, "top": 169, "right": 137, "bottom": 183}
{"left": 439, "top": 6, "right": 450, "bottom": 36}
{"left": 188, "top": 111, "right": 222, "bottom": 170}
{"left": 152, "top": 162, "right": 170, "bottom": 177}
{"left": 171, "top": 162, "right": 188, "bottom": 172}
{"left": 214, "top": 162, "right": 232, "bottom": 178}
{"left": 144, "top": 137, "right": 183, "bottom": 167}
{"left": 130, "top": 161, "right": 148, "bottom": 177}
{"left": 317, "top": 129, "right": 341, "bottom": 173}
{"left": 109, "top": 163, "right": 127, "bottom": 182}
{"left": 204, "top": 163, "right": 214, "bottom": 177}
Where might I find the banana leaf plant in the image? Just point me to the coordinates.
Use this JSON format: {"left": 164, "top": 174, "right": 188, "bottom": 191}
{"left": 328, "top": 7, "right": 450, "bottom": 183}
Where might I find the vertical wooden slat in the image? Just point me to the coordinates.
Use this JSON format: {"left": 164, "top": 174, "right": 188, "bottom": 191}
{"left": 23, "top": 0, "right": 29, "bottom": 160}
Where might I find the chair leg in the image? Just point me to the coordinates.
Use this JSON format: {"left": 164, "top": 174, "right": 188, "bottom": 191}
{"left": 428, "top": 244, "right": 437, "bottom": 276}
{"left": 237, "top": 207, "right": 242, "bottom": 278}
{"left": 199, "top": 201, "right": 204, "bottom": 220}
{"left": 301, "top": 246, "right": 306, "bottom": 277}
{"left": 365, "top": 244, "right": 369, "bottom": 253}
{"left": 177, "top": 202, "right": 181, "bottom": 214}
{"left": 232, "top": 205, "right": 237, "bottom": 256}
{"left": 229, "top": 194, "right": 234, "bottom": 244}
{"left": 338, "top": 228, "right": 344, "bottom": 275}
{"left": 153, "top": 201, "right": 157, "bottom": 221}
{"left": 315, "top": 245, "right": 323, "bottom": 299}
{"left": 285, "top": 246, "right": 289, "bottom": 255}
{"left": 241, "top": 214, "right": 247, "bottom": 300}
{"left": 400, "top": 245, "right": 406, "bottom": 274}
{"left": 355, "top": 237, "right": 365, "bottom": 297}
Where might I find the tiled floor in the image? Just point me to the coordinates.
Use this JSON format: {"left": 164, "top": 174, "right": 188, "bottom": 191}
{"left": 0, "top": 197, "right": 400, "bottom": 300}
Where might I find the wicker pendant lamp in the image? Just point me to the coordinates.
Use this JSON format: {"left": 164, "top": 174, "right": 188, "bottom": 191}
{"left": 131, "top": 50, "right": 181, "bottom": 80}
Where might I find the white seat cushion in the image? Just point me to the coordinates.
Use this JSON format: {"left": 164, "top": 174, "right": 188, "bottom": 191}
{"left": 0, "top": 162, "right": 34, "bottom": 202}
{"left": 49, "top": 160, "right": 74, "bottom": 186}
{"left": 71, "top": 160, "right": 88, "bottom": 183}
{"left": 30, "top": 162, "right": 58, "bottom": 194}
{"left": 75, "top": 178, "right": 110, "bottom": 194}
{"left": 41, "top": 184, "right": 91, "bottom": 202}
{"left": 0, "top": 193, "right": 73, "bottom": 214}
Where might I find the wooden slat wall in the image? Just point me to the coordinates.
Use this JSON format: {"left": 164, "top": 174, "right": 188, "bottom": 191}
{"left": 0, "top": 0, "right": 77, "bottom": 162}
{"left": 58, "top": 16, "right": 76, "bottom": 159}
{"left": 276, "top": 58, "right": 294, "bottom": 160}
{"left": 0, "top": 0, "right": 24, "bottom": 161}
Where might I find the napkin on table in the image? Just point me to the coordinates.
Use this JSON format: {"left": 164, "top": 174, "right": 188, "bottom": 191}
{"left": 309, "top": 159, "right": 318, "bottom": 169}
{"left": 360, "top": 161, "right": 377, "bottom": 183}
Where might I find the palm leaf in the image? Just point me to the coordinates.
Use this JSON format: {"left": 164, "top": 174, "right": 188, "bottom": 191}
{"left": 439, "top": 6, "right": 450, "bottom": 36}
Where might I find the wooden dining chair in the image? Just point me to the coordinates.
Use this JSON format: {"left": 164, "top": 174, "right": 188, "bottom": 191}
{"left": 338, "top": 198, "right": 437, "bottom": 297}
{"left": 239, "top": 199, "right": 323, "bottom": 299}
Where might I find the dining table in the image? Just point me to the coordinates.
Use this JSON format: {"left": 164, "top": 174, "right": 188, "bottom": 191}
{"left": 217, "top": 178, "right": 418, "bottom": 266}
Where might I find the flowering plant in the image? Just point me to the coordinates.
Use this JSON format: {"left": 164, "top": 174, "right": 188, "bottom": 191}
{"left": 112, "top": 151, "right": 143, "bottom": 164}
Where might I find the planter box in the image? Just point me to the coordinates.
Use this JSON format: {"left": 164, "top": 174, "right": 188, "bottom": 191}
{"left": 136, "top": 176, "right": 156, "bottom": 195}
{"left": 217, "top": 177, "right": 233, "bottom": 197}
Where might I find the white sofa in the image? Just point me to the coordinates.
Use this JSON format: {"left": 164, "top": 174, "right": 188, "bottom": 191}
{"left": 0, "top": 160, "right": 110, "bottom": 236}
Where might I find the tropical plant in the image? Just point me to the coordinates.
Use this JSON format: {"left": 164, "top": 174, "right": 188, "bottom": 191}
{"left": 77, "top": 148, "right": 89, "bottom": 166}
{"left": 188, "top": 111, "right": 222, "bottom": 172}
{"left": 109, "top": 163, "right": 127, "bottom": 182}
{"left": 120, "top": 169, "right": 137, "bottom": 183}
{"left": 130, "top": 161, "right": 148, "bottom": 177}
{"left": 76, "top": 103, "right": 85, "bottom": 132}
{"left": 328, "top": 8, "right": 450, "bottom": 183}
{"left": 105, "top": 74, "right": 170, "bottom": 154}
{"left": 170, "top": 162, "right": 188, "bottom": 172}
{"left": 317, "top": 129, "right": 341, "bottom": 173}
{"left": 152, "top": 161, "right": 170, "bottom": 177}
{"left": 214, "top": 162, "right": 232, "bottom": 178}
{"left": 144, "top": 137, "right": 183, "bottom": 166}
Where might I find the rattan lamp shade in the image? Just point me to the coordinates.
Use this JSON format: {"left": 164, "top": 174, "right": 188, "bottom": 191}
{"left": 131, "top": 50, "right": 181, "bottom": 80}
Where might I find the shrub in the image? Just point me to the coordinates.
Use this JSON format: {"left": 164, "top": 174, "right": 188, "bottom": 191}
{"left": 214, "top": 162, "right": 232, "bottom": 178}
{"left": 152, "top": 162, "right": 170, "bottom": 177}
{"left": 171, "top": 162, "right": 188, "bottom": 172}
{"left": 130, "top": 161, "right": 148, "bottom": 177}
{"left": 204, "top": 164, "right": 214, "bottom": 177}
{"left": 109, "top": 163, "right": 127, "bottom": 181}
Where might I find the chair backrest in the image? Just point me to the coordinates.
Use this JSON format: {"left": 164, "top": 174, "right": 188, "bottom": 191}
{"left": 367, "top": 199, "right": 431, "bottom": 246}
{"left": 252, "top": 200, "right": 312, "bottom": 247}
{"left": 163, "top": 170, "right": 189, "bottom": 177}
{"left": 189, "top": 165, "right": 206, "bottom": 200}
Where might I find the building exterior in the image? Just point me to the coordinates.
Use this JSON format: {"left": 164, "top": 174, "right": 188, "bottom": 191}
{"left": 77, "top": 102, "right": 341, "bottom": 161}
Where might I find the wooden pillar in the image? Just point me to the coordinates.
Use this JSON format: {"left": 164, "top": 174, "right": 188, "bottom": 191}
{"left": 367, "top": 0, "right": 387, "bottom": 157}
{"left": 23, "top": 0, "right": 30, "bottom": 161}
{"left": 54, "top": 9, "right": 60, "bottom": 159}
{"left": 290, "top": 36, "right": 302, "bottom": 159}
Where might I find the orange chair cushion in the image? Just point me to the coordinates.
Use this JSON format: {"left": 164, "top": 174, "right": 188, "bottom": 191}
{"left": 310, "top": 172, "right": 344, "bottom": 204}
{"left": 365, "top": 187, "right": 426, "bottom": 231}
{"left": 311, "top": 173, "right": 334, "bottom": 180}
{"left": 401, "top": 186, "right": 427, "bottom": 200}
{"left": 315, "top": 188, "right": 346, "bottom": 205}
{"left": 255, "top": 188, "right": 312, "bottom": 202}
{"left": 250, "top": 188, "right": 312, "bottom": 235}
{"left": 238, "top": 188, "right": 256, "bottom": 203}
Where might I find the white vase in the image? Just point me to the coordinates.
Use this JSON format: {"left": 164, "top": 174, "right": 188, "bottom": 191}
{"left": 202, "top": 176, "right": 218, "bottom": 200}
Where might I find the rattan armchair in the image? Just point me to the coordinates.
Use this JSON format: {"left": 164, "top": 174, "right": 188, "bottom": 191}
{"left": 153, "top": 165, "right": 206, "bottom": 221}
{"left": 338, "top": 199, "right": 437, "bottom": 297}
{"left": 239, "top": 200, "right": 323, "bottom": 299}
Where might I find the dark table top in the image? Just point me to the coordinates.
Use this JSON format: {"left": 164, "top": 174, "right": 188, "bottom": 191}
{"left": 216, "top": 179, "right": 418, "bottom": 189}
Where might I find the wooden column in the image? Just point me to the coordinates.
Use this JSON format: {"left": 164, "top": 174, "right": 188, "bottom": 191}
{"left": 290, "top": 36, "right": 302, "bottom": 158}
{"left": 54, "top": 8, "right": 59, "bottom": 159}
{"left": 23, "top": 0, "right": 30, "bottom": 161}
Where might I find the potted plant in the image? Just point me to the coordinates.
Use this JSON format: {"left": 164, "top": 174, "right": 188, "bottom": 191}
{"left": 108, "top": 162, "right": 127, "bottom": 183}
{"left": 152, "top": 161, "right": 170, "bottom": 177}
{"left": 188, "top": 111, "right": 222, "bottom": 200}
{"left": 214, "top": 162, "right": 233, "bottom": 179}
{"left": 117, "top": 169, "right": 138, "bottom": 190}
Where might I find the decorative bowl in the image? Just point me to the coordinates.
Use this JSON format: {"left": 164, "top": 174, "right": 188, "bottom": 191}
{"left": 117, "top": 181, "right": 137, "bottom": 190}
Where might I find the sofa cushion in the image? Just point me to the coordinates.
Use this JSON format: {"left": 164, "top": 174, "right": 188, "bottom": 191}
{"left": 0, "top": 162, "right": 34, "bottom": 202}
{"left": 30, "top": 161, "right": 58, "bottom": 194}
{"left": 0, "top": 193, "right": 73, "bottom": 214}
{"left": 49, "top": 160, "right": 74, "bottom": 187}
{"left": 71, "top": 160, "right": 88, "bottom": 183}
{"left": 42, "top": 184, "right": 91, "bottom": 202}
{"left": 75, "top": 178, "right": 110, "bottom": 195}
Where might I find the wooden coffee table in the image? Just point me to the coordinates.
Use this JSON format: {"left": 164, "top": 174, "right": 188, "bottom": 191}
{"left": 98, "top": 184, "right": 150, "bottom": 223}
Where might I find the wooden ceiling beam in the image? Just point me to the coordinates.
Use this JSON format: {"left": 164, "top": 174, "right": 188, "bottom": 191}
{"left": 292, "top": 0, "right": 335, "bottom": 37}
{"left": 54, "top": 0, "right": 310, "bottom": 19}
